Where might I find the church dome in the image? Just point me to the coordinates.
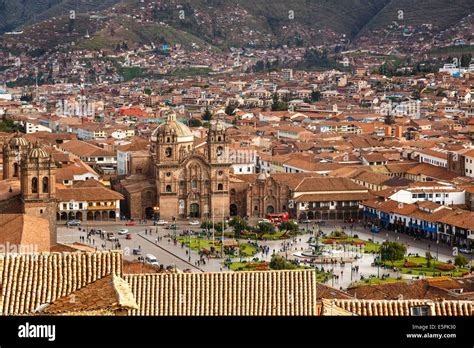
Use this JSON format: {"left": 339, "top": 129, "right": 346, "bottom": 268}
{"left": 151, "top": 113, "right": 194, "bottom": 143}
{"left": 28, "top": 143, "right": 49, "bottom": 159}
{"left": 9, "top": 132, "right": 29, "bottom": 148}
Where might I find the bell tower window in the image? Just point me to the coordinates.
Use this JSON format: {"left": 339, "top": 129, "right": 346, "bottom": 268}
{"left": 31, "top": 177, "right": 38, "bottom": 194}
{"left": 165, "top": 147, "right": 172, "bottom": 158}
{"left": 218, "top": 183, "right": 223, "bottom": 191}
{"left": 42, "top": 177, "right": 49, "bottom": 193}
{"left": 165, "top": 185, "right": 172, "bottom": 193}
{"left": 217, "top": 146, "right": 224, "bottom": 157}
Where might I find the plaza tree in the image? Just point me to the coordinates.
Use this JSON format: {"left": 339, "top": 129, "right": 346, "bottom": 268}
{"left": 454, "top": 255, "right": 468, "bottom": 267}
{"left": 256, "top": 221, "right": 275, "bottom": 234}
{"left": 229, "top": 216, "right": 248, "bottom": 239}
{"left": 269, "top": 255, "right": 296, "bottom": 270}
{"left": 380, "top": 241, "right": 407, "bottom": 265}
{"left": 279, "top": 220, "right": 299, "bottom": 233}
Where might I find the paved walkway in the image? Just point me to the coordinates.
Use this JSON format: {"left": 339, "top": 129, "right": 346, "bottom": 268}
{"left": 57, "top": 222, "right": 470, "bottom": 290}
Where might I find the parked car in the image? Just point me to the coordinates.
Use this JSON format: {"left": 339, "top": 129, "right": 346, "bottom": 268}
{"left": 107, "top": 232, "right": 118, "bottom": 242}
{"left": 125, "top": 221, "right": 136, "bottom": 226}
{"left": 125, "top": 233, "right": 132, "bottom": 240}
{"left": 299, "top": 219, "right": 311, "bottom": 224}
{"left": 67, "top": 220, "right": 81, "bottom": 227}
{"left": 145, "top": 254, "right": 159, "bottom": 266}
{"left": 155, "top": 220, "right": 168, "bottom": 226}
{"left": 165, "top": 224, "right": 177, "bottom": 230}
{"left": 189, "top": 220, "right": 200, "bottom": 226}
{"left": 118, "top": 229, "right": 129, "bottom": 235}
{"left": 459, "top": 248, "right": 472, "bottom": 254}
{"left": 258, "top": 219, "right": 271, "bottom": 224}
{"left": 132, "top": 248, "right": 142, "bottom": 255}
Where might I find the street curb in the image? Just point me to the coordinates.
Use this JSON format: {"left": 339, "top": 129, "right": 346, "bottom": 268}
{"left": 137, "top": 234, "right": 206, "bottom": 272}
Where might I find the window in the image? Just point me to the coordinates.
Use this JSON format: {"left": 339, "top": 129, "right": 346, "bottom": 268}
{"left": 63, "top": 203, "right": 67, "bottom": 210}
{"left": 410, "top": 306, "right": 430, "bottom": 316}
{"left": 254, "top": 205, "right": 258, "bottom": 211}
{"left": 165, "top": 147, "right": 172, "bottom": 158}
{"left": 79, "top": 203, "right": 83, "bottom": 209}
{"left": 42, "top": 177, "right": 49, "bottom": 193}
{"left": 166, "top": 172, "right": 171, "bottom": 177}
{"left": 218, "top": 171, "right": 223, "bottom": 176}
{"left": 69, "top": 203, "right": 74, "bottom": 209}
{"left": 165, "top": 185, "right": 172, "bottom": 193}
{"left": 216, "top": 146, "right": 224, "bottom": 157}
{"left": 218, "top": 183, "right": 224, "bottom": 191}
{"left": 31, "top": 177, "right": 38, "bottom": 194}
{"left": 192, "top": 180, "right": 197, "bottom": 189}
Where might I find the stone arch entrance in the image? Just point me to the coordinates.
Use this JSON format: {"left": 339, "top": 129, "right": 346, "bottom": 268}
{"left": 230, "top": 204, "right": 238, "bottom": 216}
{"left": 266, "top": 205, "right": 275, "bottom": 214}
{"left": 190, "top": 203, "right": 200, "bottom": 218}
{"left": 144, "top": 207, "right": 154, "bottom": 219}
{"left": 87, "top": 211, "right": 93, "bottom": 221}
{"left": 76, "top": 211, "right": 83, "bottom": 221}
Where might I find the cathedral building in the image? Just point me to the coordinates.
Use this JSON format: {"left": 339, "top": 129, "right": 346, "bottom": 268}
{"left": 1, "top": 133, "right": 57, "bottom": 249}
{"left": 117, "top": 113, "right": 231, "bottom": 220}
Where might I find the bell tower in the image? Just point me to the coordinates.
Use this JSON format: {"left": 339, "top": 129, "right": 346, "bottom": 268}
{"left": 20, "top": 142, "right": 57, "bottom": 245}
{"left": 207, "top": 120, "right": 228, "bottom": 164}
{"left": 156, "top": 114, "right": 180, "bottom": 164}
{"left": 207, "top": 120, "right": 231, "bottom": 219}
{"left": 3, "top": 132, "right": 29, "bottom": 180}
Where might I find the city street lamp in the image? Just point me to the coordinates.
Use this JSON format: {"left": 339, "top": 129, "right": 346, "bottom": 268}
{"left": 172, "top": 216, "right": 177, "bottom": 240}
{"left": 188, "top": 231, "right": 192, "bottom": 262}
{"left": 153, "top": 206, "right": 160, "bottom": 221}
{"left": 436, "top": 240, "right": 439, "bottom": 261}
{"left": 378, "top": 240, "right": 386, "bottom": 278}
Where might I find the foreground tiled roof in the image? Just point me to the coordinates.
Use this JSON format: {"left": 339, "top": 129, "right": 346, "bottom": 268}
{"left": 39, "top": 274, "right": 138, "bottom": 315}
{"left": 0, "top": 251, "right": 123, "bottom": 315}
{"left": 326, "top": 299, "right": 473, "bottom": 316}
{"left": 0, "top": 214, "right": 50, "bottom": 253}
{"left": 124, "top": 270, "right": 317, "bottom": 316}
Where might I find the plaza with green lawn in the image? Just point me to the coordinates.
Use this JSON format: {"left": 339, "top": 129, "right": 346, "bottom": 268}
{"left": 176, "top": 236, "right": 257, "bottom": 257}
{"left": 379, "top": 256, "right": 470, "bottom": 277}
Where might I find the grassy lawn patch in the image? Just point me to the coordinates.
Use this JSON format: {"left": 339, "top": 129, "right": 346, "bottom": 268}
{"left": 176, "top": 237, "right": 257, "bottom": 257}
{"left": 176, "top": 236, "right": 221, "bottom": 251}
{"left": 382, "top": 256, "right": 470, "bottom": 277}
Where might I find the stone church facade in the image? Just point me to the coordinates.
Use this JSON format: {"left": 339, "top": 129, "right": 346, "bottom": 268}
{"left": 117, "top": 114, "right": 231, "bottom": 220}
